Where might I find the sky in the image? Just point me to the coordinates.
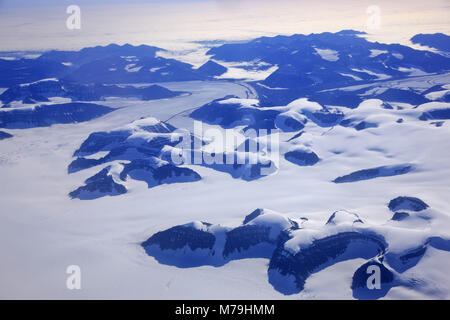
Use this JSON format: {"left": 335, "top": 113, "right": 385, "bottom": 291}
{"left": 0, "top": 0, "right": 449, "bottom": 52}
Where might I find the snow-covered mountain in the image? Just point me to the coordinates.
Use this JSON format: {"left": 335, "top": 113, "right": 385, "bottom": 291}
{"left": 0, "top": 102, "right": 114, "bottom": 129}
{"left": 69, "top": 116, "right": 277, "bottom": 199}
{"left": 411, "top": 33, "right": 450, "bottom": 55}
{"left": 141, "top": 201, "right": 450, "bottom": 298}
{"left": 0, "top": 43, "right": 226, "bottom": 87}
{"left": 0, "top": 79, "right": 185, "bottom": 105}
{"left": 207, "top": 31, "right": 450, "bottom": 107}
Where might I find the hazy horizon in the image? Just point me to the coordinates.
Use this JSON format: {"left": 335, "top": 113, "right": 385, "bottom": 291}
{"left": 0, "top": 0, "right": 449, "bottom": 52}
